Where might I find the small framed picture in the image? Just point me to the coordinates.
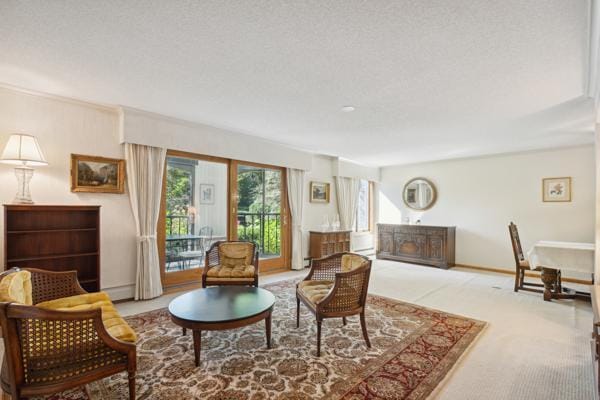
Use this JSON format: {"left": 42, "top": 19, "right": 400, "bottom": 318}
{"left": 71, "top": 154, "right": 125, "bottom": 193}
{"left": 310, "top": 181, "right": 330, "bottom": 203}
{"left": 199, "top": 184, "right": 215, "bottom": 204}
{"left": 542, "top": 177, "right": 571, "bottom": 202}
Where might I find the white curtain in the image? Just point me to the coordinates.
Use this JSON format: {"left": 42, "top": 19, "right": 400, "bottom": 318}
{"left": 287, "top": 168, "right": 305, "bottom": 270}
{"left": 125, "top": 143, "right": 167, "bottom": 300}
{"left": 372, "top": 181, "right": 380, "bottom": 250}
{"left": 335, "top": 176, "right": 359, "bottom": 231}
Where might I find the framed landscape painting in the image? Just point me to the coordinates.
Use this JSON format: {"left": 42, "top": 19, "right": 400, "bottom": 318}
{"left": 310, "top": 181, "right": 330, "bottom": 203}
{"left": 542, "top": 177, "right": 571, "bottom": 202}
{"left": 71, "top": 154, "right": 125, "bottom": 193}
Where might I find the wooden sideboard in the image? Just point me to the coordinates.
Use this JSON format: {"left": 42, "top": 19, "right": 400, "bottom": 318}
{"left": 377, "top": 224, "right": 455, "bottom": 269}
{"left": 4, "top": 205, "right": 101, "bottom": 292}
{"left": 309, "top": 230, "right": 351, "bottom": 259}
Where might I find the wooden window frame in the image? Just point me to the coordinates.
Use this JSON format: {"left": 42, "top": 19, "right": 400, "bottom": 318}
{"left": 158, "top": 150, "right": 292, "bottom": 289}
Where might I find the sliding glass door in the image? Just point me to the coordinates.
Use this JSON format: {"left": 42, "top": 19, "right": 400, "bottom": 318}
{"left": 159, "top": 153, "right": 291, "bottom": 288}
{"left": 159, "top": 151, "right": 229, "bottom": 287}
{"left": 231, "top": 161, "right": 290, "bottom": 273}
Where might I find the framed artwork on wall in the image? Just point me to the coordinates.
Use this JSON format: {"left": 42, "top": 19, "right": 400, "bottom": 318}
{"left": 310, "top": 181, "right": 330, "bottom": 203}
{"left": 70, "top": 154, "right": 125, "bottom": 193}
{"left": 542, "top": 177, "right": 571, "bottom": 202}
{"left": 199, "top": 184, "right": 215, "bottom": 204}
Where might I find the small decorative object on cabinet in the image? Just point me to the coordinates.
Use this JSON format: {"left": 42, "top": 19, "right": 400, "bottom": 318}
{"left": 377, "top": 223, "right": 455, "bottom": 269}
{"left": 4, "top": 205, "right": 101, "bottom": 292}
{"left": 309, "top": 230, "right": 351, "bottom": 259}
{"left": 71, "top": 153, "right": 125, "bottom": 193}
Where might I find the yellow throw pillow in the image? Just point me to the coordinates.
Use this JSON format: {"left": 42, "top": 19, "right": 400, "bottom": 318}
{"left": 0, "top": 270, "right": 33, "bottom": 305}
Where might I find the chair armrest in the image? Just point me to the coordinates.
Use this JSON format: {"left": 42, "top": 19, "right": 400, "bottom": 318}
{"left": 317, "top": 263, "right": 371, "bottom": 313}
{"left": 2, "top": 304, "right": 136, "bottom": 390}
{"left": 25, "top": 268, "right": 87, "bottom": 304}
{"left": 8, "top": 305, "right": 135, "bottom": 353}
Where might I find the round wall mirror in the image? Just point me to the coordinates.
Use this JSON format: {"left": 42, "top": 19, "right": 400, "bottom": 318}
{"left": 403, "top": 178, "right": 437, "bottom": 210}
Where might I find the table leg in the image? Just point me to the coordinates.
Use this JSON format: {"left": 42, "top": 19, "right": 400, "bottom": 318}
{"left": 265, "top": 311, "right": 272, "bottom": 349}
{"left": 193, "top": 330, "right": 202, "bottom": 367}
{"left": 541, "top": 267, "right": 558, "bottom": 301}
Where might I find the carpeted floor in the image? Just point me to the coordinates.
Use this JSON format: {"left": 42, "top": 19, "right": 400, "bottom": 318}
{"left": 48, "top": 279, "right": 485, "bottom": 400}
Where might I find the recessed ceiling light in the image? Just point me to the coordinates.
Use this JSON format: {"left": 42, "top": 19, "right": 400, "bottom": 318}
{"left": 341, "top": 106, "right": 355, "bottom": 112}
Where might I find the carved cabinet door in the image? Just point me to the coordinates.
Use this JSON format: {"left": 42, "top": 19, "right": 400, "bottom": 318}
{"left": 394, "top": 232, "right": 427, "bottom": 258}
{"left": 378, "top": 227, "right": 395, "bottom": 256}
{"left": 427, "top": 233, "right": 446, "bottom": 262}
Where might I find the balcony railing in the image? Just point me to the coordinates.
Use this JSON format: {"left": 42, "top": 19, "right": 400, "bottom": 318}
{"left": 165, "top": 213, "right": 281, "bottom": 259}
{"left": 237, "top": 212, "right": 281, "bottom": 257}
{"left": 166, "top": 215, "right": 192, "bottom": 236}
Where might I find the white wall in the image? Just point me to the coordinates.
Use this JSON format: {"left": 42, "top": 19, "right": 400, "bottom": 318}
{"left": 0, "top": 87, "right": 137, "bottom": 296}
{"left": 334, "top": 158, "right": 380, "bottom": 181}
{"left": 380, "top": 146, "right": 595, "bottom": 279}
{"left": 302, "top": 155, "right": 339, "bottom": 256}
{"left": 120, "top": 107, "right": 313, "bottom": 170}
{"left": 596, "top": 124, "right": 600, "bottom": 277}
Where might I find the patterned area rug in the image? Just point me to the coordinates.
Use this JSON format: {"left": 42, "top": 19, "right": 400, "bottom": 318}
{"left": 49, "top": 280, "right": 486, "bottom": 400}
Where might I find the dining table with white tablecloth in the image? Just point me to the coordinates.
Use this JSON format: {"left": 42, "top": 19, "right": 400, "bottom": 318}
{"left": 527, "top": 240, "right": 595, "bottom": 301}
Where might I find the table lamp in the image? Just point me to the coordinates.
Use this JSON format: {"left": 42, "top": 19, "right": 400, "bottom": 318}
{"left": 0, "top": 134, "right": 48, "bottom": 204}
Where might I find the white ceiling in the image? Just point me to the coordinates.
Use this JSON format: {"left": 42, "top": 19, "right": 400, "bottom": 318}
{"left": 0, "top": 0, "right": 595, "bottom": 166}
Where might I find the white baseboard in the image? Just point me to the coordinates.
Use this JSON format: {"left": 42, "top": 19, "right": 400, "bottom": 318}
{"left": 104, "top": 284, "right": 135, "bottom": 301}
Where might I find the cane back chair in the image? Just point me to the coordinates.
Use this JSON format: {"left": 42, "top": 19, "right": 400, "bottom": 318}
{"left": 296, "top": 252, "right": 372, "bottom": 357}
{"left": 0, "top": 268, "right": 136, "bottom": 400}
{"left": 509, "top": 222, "right": 560, "bottom": 293}
{"left": 202, "top": 241, "right": 259, "bottom": 288}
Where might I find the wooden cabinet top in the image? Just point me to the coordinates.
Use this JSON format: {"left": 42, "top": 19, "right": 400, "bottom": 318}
{"left": 309, "top": 230, "right": 352, "bottom": 234}
{"left": 377, "top": 223, "right": 455, "bottom": 230}
{"left": 4, "top": 205, "right": 101, "bottom": 211}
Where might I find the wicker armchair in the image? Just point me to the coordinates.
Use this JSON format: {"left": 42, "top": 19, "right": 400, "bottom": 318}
{"left": 508, "top": 222, "right": 561, "bottom": 293}
{"left": 202, "top": 241, "right": 259, "bottom": 288}
{"left": 0, "top": 268, "right": 136, "bottom": 400}
{"left": 296, "top": 253, "right": 372, "bottom": 356}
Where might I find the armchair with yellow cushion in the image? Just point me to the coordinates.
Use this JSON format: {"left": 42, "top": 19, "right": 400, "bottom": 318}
{"left": 202, "top": 241, "right": 259, "bottom": 288}
{"left": 0, "top": 268, "right": 136, "bottom": 400}
{"left": 296, "top": 252, "right": 372, "bottom": 357}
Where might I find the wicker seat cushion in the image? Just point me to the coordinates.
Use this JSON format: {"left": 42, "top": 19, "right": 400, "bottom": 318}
{"left": 0, "top": 270, "right": 32, "bottom": 305}
{"left": 206, "top": 264, "right": 255, "bottom": 280}
{"left": 219, "top": 242, "right": 254, "bottom": 268}
{"left": 36, "top": 292, "right": 137, "bottom": 343}
{"left": 298, "top": 280, "right": 334, "bottom": 304}
{"left": 341, "top": 254, "right": 368, "bottom": 272}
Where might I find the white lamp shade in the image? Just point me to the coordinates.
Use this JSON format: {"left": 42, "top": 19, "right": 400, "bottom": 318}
{"left": 0, "top": 134, "right": 47, "bottom": 166}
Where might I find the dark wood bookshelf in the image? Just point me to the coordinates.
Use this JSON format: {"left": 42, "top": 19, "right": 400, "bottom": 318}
{"left": 4, "top": 205, "right": 101, "bottom": 292}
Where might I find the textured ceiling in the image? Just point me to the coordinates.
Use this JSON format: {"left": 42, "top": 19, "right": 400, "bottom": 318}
{"left": 0, "top": 0, "right": 594, "bottom": 166}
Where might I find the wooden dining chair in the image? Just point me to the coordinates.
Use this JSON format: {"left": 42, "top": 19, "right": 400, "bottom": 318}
{"left": 508, "top": 222, "right": 560, "bottom": 293}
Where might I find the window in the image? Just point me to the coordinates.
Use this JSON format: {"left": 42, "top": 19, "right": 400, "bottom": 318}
{"left": 164, "top": 155, "right": 228, "bottom": 275}
{"left": 356, "top": 179, "right": 371, "bottom": 232}
{"left": 235, "top": 164, "right": 282, "bottom": 258}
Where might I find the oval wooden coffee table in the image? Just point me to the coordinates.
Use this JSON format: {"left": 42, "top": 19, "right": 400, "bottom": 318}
{"left": 168, "top": 286, "right": 276, "bottom": 366}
